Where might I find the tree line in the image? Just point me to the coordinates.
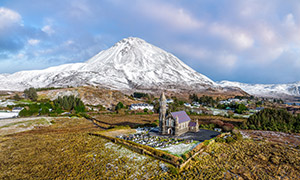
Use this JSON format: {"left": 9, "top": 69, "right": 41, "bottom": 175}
{"left": 189, "top": 94, "right": 218, "bottom": 107}
{"left": 242, "top": 108, "right": 300, "bottom": 133}
{"left": 18, "top": 95, "right": 85, "bottom": 117}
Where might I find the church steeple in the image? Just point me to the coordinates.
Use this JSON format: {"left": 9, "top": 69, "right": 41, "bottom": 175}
{"left": 159, "top": 92, "right": 167, "bottom": 134}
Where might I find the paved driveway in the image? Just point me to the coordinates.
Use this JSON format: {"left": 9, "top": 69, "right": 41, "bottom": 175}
{"left": 178, "top": 129, "right": 221, "bottom": 141}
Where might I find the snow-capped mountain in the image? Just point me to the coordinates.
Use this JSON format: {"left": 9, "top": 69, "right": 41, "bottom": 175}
{"left": 219, "top": 80, "right": 300, "bottom": 98}
{"left": 0, "top": 37, "right": 219, "bottom": 92}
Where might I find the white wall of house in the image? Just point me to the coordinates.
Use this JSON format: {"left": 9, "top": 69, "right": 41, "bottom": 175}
{"left": 129, "top": 104, "right": 154, "bottom": 111}
{"left": 0, "top": 112, "right": 19, "bottom": 119}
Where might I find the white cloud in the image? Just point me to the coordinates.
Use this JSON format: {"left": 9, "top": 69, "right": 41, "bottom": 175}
{"left": 68, "top": 0, "right": 91, "bottom": 19}
{"left": 137, "top": 1, "right": 204, "bottom": 31}
{"left": 285, "top": 13, "right": 296, "bottom": 27}
{"left": 210, "top": 23, "right": 254, "bottom": 50}
{"left": 170, "top": 42, "right": 238, "bottom": 71}
{"left": 218, "top": 53, "right": 238, "bottom": 70}
{"left": 16, "top": 53, "right": 25, "bottom": 59}
{"left": 0, "top": 7, "right": 22, "bottom": 31}
{"left": 257, "top": 24, "right": 277, "bottom": 45}
{"left": 28, "top": 39, "right": 40, "bottom": 46}
{"left": 42, "top": 25, "right": 55, "bottom": 35}
{"left": 171, "top": 43, "right": 210, "bottom": 59}
{"left": 64, "top": 40, "right": 74, "bottom": 46}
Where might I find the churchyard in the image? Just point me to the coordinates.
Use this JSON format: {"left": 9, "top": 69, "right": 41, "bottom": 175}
{"left": 116, "top": 127, "right": 199, "bottom": 156}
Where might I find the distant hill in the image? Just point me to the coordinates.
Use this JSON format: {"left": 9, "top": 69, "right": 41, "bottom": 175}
{"left": 219, "top": 80, "right": 300, "bottom": 98}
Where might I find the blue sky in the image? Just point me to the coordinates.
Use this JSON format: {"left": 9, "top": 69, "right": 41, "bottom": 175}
{"left": 0, "top": 0, "right": 299, "bottom": 84}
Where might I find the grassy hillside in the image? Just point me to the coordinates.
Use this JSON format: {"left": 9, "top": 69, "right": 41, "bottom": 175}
{"left": 157, "top": 140, "right": 300, "bottom": 179}
{"left": 1, "top": 115, "right": 299, "bottom": 179}
{"left": 37, "top": 86, "right": 140, "bottom": 108}
{"left": 0, "top": 117, "right": 164, "bottom": 179}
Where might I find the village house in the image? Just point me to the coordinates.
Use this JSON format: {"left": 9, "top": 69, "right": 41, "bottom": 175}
{"left": 159, "top": 92, "right": 199, "bottom": 136}
{"left": 129, "top": 103, "right": 154, "bottom": 111}
{"left": 166, "top": 99, "right": 174, "bottom": 103}
{"left": 12, "top": 107, "right": 24, "bottom": 113}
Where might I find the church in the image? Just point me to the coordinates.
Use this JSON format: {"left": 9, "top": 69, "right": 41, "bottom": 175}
{"left": 159, "top": 92, "right": 199, "bottom": 136}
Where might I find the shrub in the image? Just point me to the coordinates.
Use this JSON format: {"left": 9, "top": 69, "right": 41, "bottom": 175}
{"left": 215, "top": 137, "right": 225, "bottom": 143}
{"left": 225, "top": 136, "right": 236, "bottom": 143}
{"left": 249, "top": 124, "right": 256, "bottom": 130}
{"left": 222, "top": 123, "right": 234, "bottom": 132}
{"left": 211, "top": 120, "right": 224, "bottom": 127}
{"left": 181, "top": 154, "right": 187, "bottom": 160}
{"left": 179, "top": 159, "right": 183, "bottom": 164}
{"left": 199, "top": 123, "right": 216, "bottom": 130}
{"left": 169, "top": 166, "right": 179, "bottom": 175}
{"left": 233, "top": 131, "right": 243, "bottom": 141}
{"left": 203, "top": 140, "right": 210, "bottom": 146}
{"left": 13, "top": 94, "right": 21, "bottom": 101}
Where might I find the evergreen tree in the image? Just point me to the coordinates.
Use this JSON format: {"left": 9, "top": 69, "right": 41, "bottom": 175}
{"left": 247, "top": 108, "right": 299, "bottom": 133}
{"left": 13, "top": 94, "right": 21, "bottom": 101}
{"left": 53, "top": 95, "right": 85, "bottom": 113}
{"left": 24, "top": 87, "right": 38, "bottom": 101}
{"left": 115, "top": 102, "right": 124, "bottom": 111}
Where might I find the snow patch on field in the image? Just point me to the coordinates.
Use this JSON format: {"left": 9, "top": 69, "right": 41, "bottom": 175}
{"left": 156, "top": 142, "right": 199, "bottom": 155}
{"left": 239, "top": 131, "right": 250, "bottom": 139}
{"left": 104, "top": 142, "right": 147, "bottom": 161}
{"left": 0, "top": 117, "right": 53, "bottom": 135}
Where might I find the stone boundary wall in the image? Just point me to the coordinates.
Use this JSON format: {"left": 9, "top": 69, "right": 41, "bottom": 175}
{"left": 89, "top": 132, "right": 182, "bottom": 167}
{"left": 89, "top": 131, "right": 230, "bottom": 169}
{"left": 179, "top": 132, "right": 231, "bottom": 169}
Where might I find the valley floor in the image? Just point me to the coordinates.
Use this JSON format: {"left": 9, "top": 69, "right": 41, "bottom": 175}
{"left": 0, "top": 116, "right": 299, "bottom": 179}
{"left": 0, "top": 117, "right": 165, "bottom": 179}
{"left": 158, "top": 140, "right": 300, "bottom": 179}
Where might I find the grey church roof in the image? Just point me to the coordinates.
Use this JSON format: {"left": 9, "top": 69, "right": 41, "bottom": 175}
{"left": 170, "top": 111, "right": 191, "bottom": 123}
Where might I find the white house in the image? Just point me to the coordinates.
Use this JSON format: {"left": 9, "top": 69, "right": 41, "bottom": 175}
{"left": 184, "top": 103, "right": 191, "bottom": 107}
{"left": 12, "top": 107, "right": 24, "bottom": 113}
{"left": 192, "top": 102, "right": 200, "bottom": 107}
{"left": 166, "top": 99, "right": 174, "bottom": 103}
{"left": 129, "top": 103, "right": 154, "bottom": 111}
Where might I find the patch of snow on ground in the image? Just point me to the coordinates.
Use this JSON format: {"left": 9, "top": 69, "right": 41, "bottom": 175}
{"left": 0, "top": 117, "right": 53, "bottom": 135}
{"left": 156, "top": 142, "right": 199, "bottom": 155}
{"left": 0, "top": 100, "right": 15, "bottom": 107}
{"left": 159, "top": 163, "right": 168, "bottom": 172}
{"left": 104, "top": 142, "right": 147, "bottom": 161}
{"left": 239, "top": 131, "right": 250, "bottom": 139}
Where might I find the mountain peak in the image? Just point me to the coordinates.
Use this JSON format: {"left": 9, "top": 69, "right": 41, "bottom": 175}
{"left": 114, "top": 37, "right": 147, "bottom": 47}
{"left": 0, "top": 36, "right": 217, "bottom": 91}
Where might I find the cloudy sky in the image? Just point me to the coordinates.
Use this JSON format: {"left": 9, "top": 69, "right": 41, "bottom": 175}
{"left": 0, "top": 0, "right": 299, "bottom": 84}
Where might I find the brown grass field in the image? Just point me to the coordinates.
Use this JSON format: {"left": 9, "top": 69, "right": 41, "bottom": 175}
{"left": 158, "top": 140, "right": 300, "bottom": 179}
{"left": 0, "top": 117, "right": 165, "bottom": 179}
{"left": 1, "top": 115, "right": 299, "bottom": 179}
{"left": 90, "top": 113, "right": 246, "bottom": 128}
{"left": 91, "top": 113, "right": 158, "bottom": 127}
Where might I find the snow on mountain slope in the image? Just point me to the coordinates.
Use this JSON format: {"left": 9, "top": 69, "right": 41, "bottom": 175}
{"left": 0, "top": 37, "right": 218, "bottom": 91}
{"left": 219, "top": 80, "right": 300, "bottom": 97}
